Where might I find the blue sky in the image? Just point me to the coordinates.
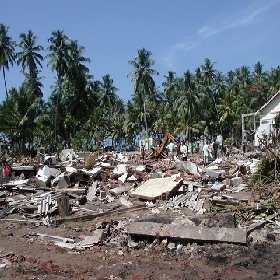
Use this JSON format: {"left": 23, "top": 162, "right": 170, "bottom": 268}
{"left": 1, "top": 0, "right": 280, "bottom": 104}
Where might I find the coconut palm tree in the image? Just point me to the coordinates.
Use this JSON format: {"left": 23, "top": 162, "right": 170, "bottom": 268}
{"left": 175, "top": 70, "right": 198, "bottom": 139}
{"left": 46, "top": 30, "right": 70, "bottom": 143}
{"left": 0, "top": 24, "right": 16, "bottom": 97}
{"left": 128, "top": 48, "right": 158, "bottom": 144}
{"left": 17, "top": 30, "right": 43, "bottom": 80}
{"left": 153, "top": 71, "right": 182, "bottom": 134}
{"left": 63, "top": 40, "right": 92, "bottom": 129}
{"left": 200, "top": 58, "right": 218, "bottom": 136}
{"left": 99, "top": 74, "right": 118, "bottom": 114}
{"left": 17, "top": 29, "right": 44, "bottom": 127}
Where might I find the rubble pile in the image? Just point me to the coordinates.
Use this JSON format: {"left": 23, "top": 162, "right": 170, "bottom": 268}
{"left": 0, "top": 147, "right": 279, "bottom": 251}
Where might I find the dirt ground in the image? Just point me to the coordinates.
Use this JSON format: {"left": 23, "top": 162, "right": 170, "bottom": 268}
{"left": 1, "top": 205, "right": 280, "bottom": 280}
{"left": 1, "top": 149, "right": 280, "bottom": 280}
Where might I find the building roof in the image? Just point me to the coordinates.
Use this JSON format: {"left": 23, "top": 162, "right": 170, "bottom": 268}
{"left": 255, "top": 89, "right": 280, "bottom": 116}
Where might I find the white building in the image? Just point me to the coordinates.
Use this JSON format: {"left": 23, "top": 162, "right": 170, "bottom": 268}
{"left": 254, "top": 90, "right": 280, "bottom": 146}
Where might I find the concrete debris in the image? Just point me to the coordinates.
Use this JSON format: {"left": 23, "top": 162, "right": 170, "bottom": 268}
{"left": 127, "top": 221, "right": 247, "bottom": 245}
{"left": 130, "top": 177, "right": 183, "bottom": 201}
{"left": 0, "top": 146, "right": 279, "bottom": 249}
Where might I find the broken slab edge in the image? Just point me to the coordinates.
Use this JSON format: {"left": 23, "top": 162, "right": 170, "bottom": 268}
{"left": 127, "top": 221, "right": 248, "bottom": 245}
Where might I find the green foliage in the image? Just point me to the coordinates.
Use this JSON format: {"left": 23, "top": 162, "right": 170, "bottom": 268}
{"left": 249, "top": 158, "right": 280, "bottom": 185}
{"left": 1, "top": 24, "right": 280, "bottom": 156}
{"left": 224, "top": 138, "right": 232, "bottom": 145}
{"left": 71, "top": 130, "right": 92, "bottom": 151}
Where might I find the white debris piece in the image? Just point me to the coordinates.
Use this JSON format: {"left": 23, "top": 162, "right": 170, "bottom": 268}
{"left": 119, "top": 195, "right": 133, "bottom": 207}
{"left": 113, "top": 164, "right": 127, "bottom": 174}
{"left": 118, "top": 173, "right": 128, "bottom": 183}
{"left": 37, "top": 165, "right": 51, "bottom": 179}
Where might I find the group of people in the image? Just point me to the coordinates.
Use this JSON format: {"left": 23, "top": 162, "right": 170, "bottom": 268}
{"left": 140, "top": 136, "right": 232, "bottom": 166}
{"left": 202, "top": 141, "right": 231, "bottom": 166}
{"left": 166, "top": 141, "right": 189, "bottom": 161}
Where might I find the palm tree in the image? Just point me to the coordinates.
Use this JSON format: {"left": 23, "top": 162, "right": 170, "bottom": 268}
{"left": 201, "top": 58, "right": 217, "bottom": 88}
{"left": 250, "top": 61, "right": 268, "bottom": 107}
{"left": 0, "top": 24, "right": 16, "bottom": 97}
{"left": 175, "top": 70, "right": 198, "bottom": 139}
{"left": 267, "top": 66, "right": 280, "bottom": 98}
{"left": 253, "top": 61, "right": 264, "bottom": 83}
{"left": 111, "top": 98, "right": 125, "bottom": 145}
{"left": 63, "top": 40, "right": 92, "bottom": 130}
{"left": 199, "top": 58, "right": 218, "bottom": 136}
{"left": 99, "top": 74, "right": 118, "bottom": 113}
{"left": 160, "top": 71, "right": 181, "bottom": 134}
{"left": 46, "top": 30, "right": 70, "bottom": 143}
{"left": 123, "top": 100, "right": 143, "bottom": 144}
{"left": 66, "top": 40, "right": 90, "bottom": 83}
{"left": 217, "top": 86, "right": 239, "bottom": 141}
{"left": 17, "top": 30, "right": 44, "bottom": 127}
{"left": 128, "top": 48, "right": 159, "bottom": 145}
{"left": 17, "top": 30, "right": 44, "bottom": 80}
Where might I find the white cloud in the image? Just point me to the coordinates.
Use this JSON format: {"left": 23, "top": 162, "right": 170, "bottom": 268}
{"left": 161, "top": 0, "right": 280, "bottom": 71}
{"left": 198, "top": 1, "right": 279, "bottom": 37}
{"left": 162, "top": 41, "right": 195, "bottom": 68}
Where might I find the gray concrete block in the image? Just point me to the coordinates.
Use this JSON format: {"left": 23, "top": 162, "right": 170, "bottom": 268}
{"left": 161, "top": 224, "right": 247, "bottom": 245}
{"left": 127, "top": 221, "right": 247, "bottom": 245}
{"left": 127, "top": 221, "right": 163, "bottom": 237}
{"left": 231, "top": 177, "right": 243, "bottom": 187}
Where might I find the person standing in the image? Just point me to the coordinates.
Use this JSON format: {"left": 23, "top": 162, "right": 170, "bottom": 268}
{"left": 2, "top": 161, "right": 11, "bottom": 183}
{"left": 242, "top": 137, "right": 247, "bottom": 155}
{"left": 166, "top": 141, "right": 176, "bottom": 160}
{"left": 212, "top": 141, "right": 219, "bottom": 160}
{"left": 190, "top": 141, "right": 195, "bottom": 154}
{"left": 180, "top": 141, "right": 188, "bottom": 161}
{"left": 202, "top": 141, "right": 210, "bottom": 167}
{"left": 140, "top": 145, "right": 145, "bottom": 164}
{"left": 195, "top": 141, "right": 200, "bottom": 153}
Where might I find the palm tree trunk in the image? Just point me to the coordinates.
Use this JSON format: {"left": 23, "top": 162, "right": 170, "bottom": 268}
{"left": 2, "top": 68, "right": 8, "bottom": 98}
{"left": 54, "top": 78, "right": 62, "bottom": 144}
{"left": 143, "top": 93, "right": 149, "bottom": 149}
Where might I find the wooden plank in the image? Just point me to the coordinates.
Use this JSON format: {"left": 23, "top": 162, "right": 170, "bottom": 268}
{"left": 58, "top": 196, "right": 70, "bottom": 217}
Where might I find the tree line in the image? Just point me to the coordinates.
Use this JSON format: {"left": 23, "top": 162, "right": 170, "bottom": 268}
{"left": 0, "top": 23, "right": 280, "bottom": 156}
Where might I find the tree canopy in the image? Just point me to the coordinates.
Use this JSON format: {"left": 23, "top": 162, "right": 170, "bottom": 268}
{"left": 1, "top": 23, "right": 280, "bottom": 156}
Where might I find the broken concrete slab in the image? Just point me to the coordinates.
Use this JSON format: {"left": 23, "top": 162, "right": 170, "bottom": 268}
{"left": 86, "top": 183, "right": 98, "bottom": 201}
{"left": 36, "top": 177, "right": 51, "bottom": 189}
{"left": 113, "top": 164, "right": 127, "bottom": 175}
{"left": 127, "top": 221, "right": 247, "bottom": 245}
{"left": 161, "top": 224, "right": 247, "bottom": 245}
{"left": 130, "top": 177, "right": 183, "bottom": 201}
{"left": 205, "top": 169, "right": 225, "bottom": 178}
{"left": 231, "top": 177, "right": 243, "bottom": 187}
{"left": 174, "top": 161, "right": 201, "bottom": 174}
{"left": 119, "top": 195, "right": 133, "bottom": 207}
{"left": 86, "top": 167, "right": 102, "bottom": 177}
{"left": 73, "top": 230, "right": 105, "bottom": 249}
{"left": 60, "top": 149, "right": 77, "bottom": 162}
{"left": 110, "top": 184, "right": 135, "bottom": 196}
{"left": 127, "top": 221, "right": 163, "bottom": 236}
{"left": 57, "top": 176, "right": 70, "bottom": 188}
{"left": 37, "top": 233, "right": 74, "bottom": 243}
{"left": 211, "top": 183, "right": 226, "bottom": 191}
